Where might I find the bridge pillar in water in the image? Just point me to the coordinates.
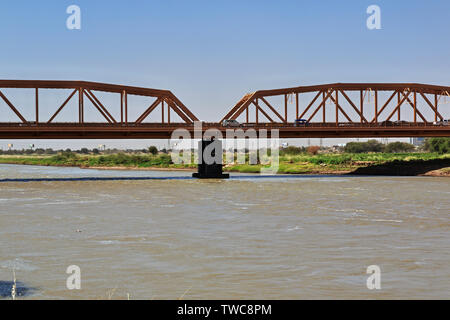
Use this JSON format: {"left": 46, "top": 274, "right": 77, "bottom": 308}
{"left": 193, "top": 139, "right": 229, "bottom": 179}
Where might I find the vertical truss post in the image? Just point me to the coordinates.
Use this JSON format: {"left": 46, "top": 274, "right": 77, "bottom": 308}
{"left": 374, "top": 89, "right": 378, "bottom": 124}
{"left": 296, "top": 93, "right": 299, "bottom": 120}
{"left": 284, "top": 94, "right": 288, "bottom": 122}
{"left": 35, "top": 88, "right": 39, "bottom": 125}
{"left": 82, "top": 88, "right": 84, "bottom": 123}
{"left": 335, "top": 90, "right": 338, "bottom": 125}
{"left": 162, "top": 99, "right": 165, "bottom": 123}
{"left": 360, "top": 90, "right": 364, "bottom": 124}
{"left": 167, "top": 101, "right": 170, "bottom": 124}
{"left": 78, "top": 88, "right": 81, "bottom": 123}
{"left": 255, "top": 98, "right": 259, "bottom": 124}
{"left": 435, "top": 93, "right": 438, "bottom": 123}
{"left": 397, "top": 92, "right": 401, "bottom": 121}
{"left": 414, "top": 90, "right": 417, "bottom": 124}
{"left": 125, "top": 91, "right": 128, "bottom": 124}
{"left": 121, "top": 91, "right": 124, "bottom": 124}
{"left": 79, "top": 87, "right": 84, "bottom": 124}
{"left": 246, "top": 105, "right": 249, "bottom": 123}
{"left": 322, "top": 91, "right": 326, "bottom": 123}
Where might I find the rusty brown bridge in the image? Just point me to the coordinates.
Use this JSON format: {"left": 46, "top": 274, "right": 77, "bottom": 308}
{"left": 0, "top": 80, "right": 449, "bottom": 139}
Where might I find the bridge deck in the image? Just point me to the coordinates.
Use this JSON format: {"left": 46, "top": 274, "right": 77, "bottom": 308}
{"left": 0, "top": 123, "right": 448, "bottom": 139}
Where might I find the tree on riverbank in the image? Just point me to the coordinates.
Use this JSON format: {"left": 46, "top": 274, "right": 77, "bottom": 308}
{"left": 425, "top": 138, "right": 450, "bottom": 154}
{"left": 148, "top": 146, "right": 158, "bottom": 155}
{"left": 344, "top": 140, "right": 416, "bottom": 154}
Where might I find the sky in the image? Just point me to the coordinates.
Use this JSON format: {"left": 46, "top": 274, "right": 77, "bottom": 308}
{"left": 0, "top": 0, "right": 449, "bottom": 149}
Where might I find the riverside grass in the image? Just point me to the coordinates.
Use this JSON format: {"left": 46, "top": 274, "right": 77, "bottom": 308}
{"left": 227, "top": 153, "right": 450, "bottom": 174}
{"left": 0, "top": 153, "right": 195, "bottom": 170}
{"left": 0, "top": 152, "right": 449, "bottom": 175}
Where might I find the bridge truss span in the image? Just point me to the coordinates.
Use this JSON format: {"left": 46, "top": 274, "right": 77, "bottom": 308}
{"left": 221, "top": 83, "right": 450, "bottom": 126}
{"left": 0, "top": 81, "right": 449, "bottom": 139}
{"left": 0, "top": 80, "right": 199, "bottom": 126}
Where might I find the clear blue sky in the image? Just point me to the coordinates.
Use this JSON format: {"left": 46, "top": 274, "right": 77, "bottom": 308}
{"left": 0, "top": 0, "right": 449, "bottom": 148}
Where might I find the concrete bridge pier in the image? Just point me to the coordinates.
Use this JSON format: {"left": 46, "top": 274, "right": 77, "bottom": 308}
{"left": 192, "top": 139, "right": 229, "bottom": 179}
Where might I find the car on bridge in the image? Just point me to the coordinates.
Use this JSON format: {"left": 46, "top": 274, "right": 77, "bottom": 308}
{"left": 294, "top": 119, "right": 309, "bottom": 127}
{"left": 433, "top": 119, "right": 449, "bottom": 126}
{"left": 380, "top": 120, "right": 394, "bottom": 126}
{"left": 393, "top": 120, "right": 410, "bottom": 126}
{"left": 222, "top": 119, "right": 241, "bottom": 127}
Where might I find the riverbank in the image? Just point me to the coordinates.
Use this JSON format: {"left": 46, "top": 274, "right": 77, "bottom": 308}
{"left": 0, "top": 152, "right": 449, "bottom": 176}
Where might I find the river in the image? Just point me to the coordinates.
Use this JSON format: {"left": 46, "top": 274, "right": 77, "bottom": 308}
{"left": 0, "top": 164, "right": 449, "bottom": 299}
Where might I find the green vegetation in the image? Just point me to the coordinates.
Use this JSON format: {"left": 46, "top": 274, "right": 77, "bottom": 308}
{"left": 0, "top": 142, "right": 449, "bottom": 176}
{"left": 343, "top": 140, "right": 419, "bottom": 154}
{"left": 223, "top": 152, "right": 449, "bottom": 174}
{"left": 148, "top": 146, "right": 158, "bottom": 155}
{"left": 344, "top": 140, "right": 385, "bottom": 153}
{"left": 424, "top": 138, "right": 450, "bottom": 154}
{"left": 279, "top": 146, "right": 306, "bottom": 155}
{"left": 384, "top": 142, "right": 415, "bottom": 153}
{"left": 0, "top": 151, "right": 195, "bottom": 169}
{"left": 0, "top": 146, "right": 168, "bottom": 156}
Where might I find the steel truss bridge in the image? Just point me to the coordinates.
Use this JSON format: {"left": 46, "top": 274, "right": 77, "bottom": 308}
{"left": 0, "top": 80, "right": 449, "bottom": 139}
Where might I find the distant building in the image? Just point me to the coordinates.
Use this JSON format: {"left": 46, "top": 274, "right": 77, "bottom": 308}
{"left": 410, "top": 137, "right": 425, "bottom": 146}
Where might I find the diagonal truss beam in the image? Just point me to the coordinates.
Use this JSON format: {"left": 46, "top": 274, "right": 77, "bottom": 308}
{"left": 85, "top": 90, "right": 117, "bottom": 123}
{"left": 221, "top": 93, "right": 253, "bottom": 122}
{"left": 259, "top": 97, "right": 286, "bottom": 123}
{"left": 135, "top": 98, "right": 163, "bottom": 124}
{"left": 339, "top": 90, "right": 369, "bottom": 123}
{"left": 168, "top": 94, "right": 199, "bottom": 122}
{"left": 419, "top": 92, "right": 444, "bottom": 121}
{"left": 329, "top": 94, "right": 352, "bottom": 122}
{"left": 370, "top": 91, "right": 398, "bottom": 123}
{"left": 84, "top": 90, "right": 114, "bottom": 124}
{"left": 386, "top": 90, "right": 412, "bottom": 121}
{"left": 165, "top": 98, "right": 192, "bottom": 123}
{"left": 305, "top": 90, "right": 335, "bottom": 122}
{"left": 298, "top": 91, "right": 322, "bottom": 120}
{"left": 0, "top": 90, "right": 27, "bottom": 123}
{"left": 400, "top": 91, "right": 427, "bottom": 122}
{"left": 251, "top": 100, "right": 274, "bottom": 123}
{"left": 230, "top": 92, "right": 258, "bottom": 121}
{"left": 47, "top": 89, "right": 78, "bottom": 123}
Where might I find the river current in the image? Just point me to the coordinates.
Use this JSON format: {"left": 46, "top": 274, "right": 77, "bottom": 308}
{"left": 0, "top": 164, "right": 448, "bottom": 299}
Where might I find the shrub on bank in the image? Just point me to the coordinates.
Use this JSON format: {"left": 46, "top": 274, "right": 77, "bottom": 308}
{"left": 384, "top": 142, "right": 415, "bottom": 153}
{"left": 344, "top": 140, "right": 385, "bottom": 153}
{"left": 307, "top": 146, "right": 320, "bottom": 155}
{"left": 280, "top": 146, "right": 305, "bottom": 155}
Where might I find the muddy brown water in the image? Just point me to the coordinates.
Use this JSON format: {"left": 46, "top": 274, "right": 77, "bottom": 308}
{"left": 0, "top": 164, "right": 449, "bottom": 299}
